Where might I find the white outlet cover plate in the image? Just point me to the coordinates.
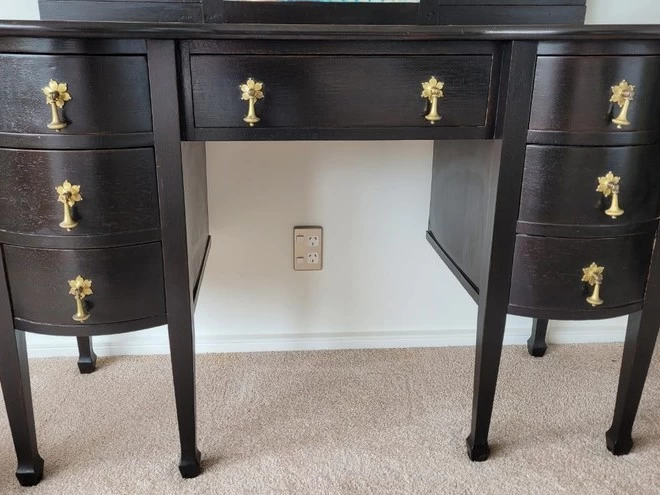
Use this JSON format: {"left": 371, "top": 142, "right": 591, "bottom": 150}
{"left": 294, "top": 226, "right": 323, "bottom": 271}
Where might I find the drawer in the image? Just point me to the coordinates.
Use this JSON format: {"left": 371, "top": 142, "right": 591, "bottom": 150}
{"left": 0, "top": 54, "right": 152, "bottom": 136}
{"left": 190, "top": 55, "right": 493, "bottom": 129}
{"left": 0, "top": 148, "right": 159, "bottom": 242}
{"left": 518, "top": 144, "right": 660, "bottom": 236}
{"left": 3, "top": 243, "right": 165, "bottom": 326}
{"left": 529, "top": 56, "right": 660, "bottom": 137}
{"left": 509, "top": 234, "right": 655, "bottom": 317}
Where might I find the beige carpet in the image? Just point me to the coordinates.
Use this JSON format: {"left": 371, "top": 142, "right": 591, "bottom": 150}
{"left": 1, "top": 344, "right": 660, "bottom": 494}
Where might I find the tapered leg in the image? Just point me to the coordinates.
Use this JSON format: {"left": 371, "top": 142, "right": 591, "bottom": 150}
{"left": 76, "top": 336, "right": 97, "bottom": 374}
{"left": 149, "top": 40, "right": 202, "bottom": 478}
{"left": 527, "top": 319, "right": 549, "bottom": 357}
{"left": 0, "top": 329, "right": 44, "bottom": 486}
{"left": 606, "top": 310, "right": 660, "bottom": 455}
{"left": 465, "top": 41, "right": 538, "bottom": 462}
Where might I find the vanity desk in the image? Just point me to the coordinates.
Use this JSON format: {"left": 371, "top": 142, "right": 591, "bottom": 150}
{"left": 1, "top": 21, "right": 660, "bottom": 486}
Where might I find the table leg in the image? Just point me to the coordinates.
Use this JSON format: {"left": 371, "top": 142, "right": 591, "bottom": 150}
{"left": 76, "top": 336, "right": 97, "bottom": 374}
{"left": 464, "top": 41, "right": 538, "bottom": 462}
{"left": 0, "top": 329, "right": 44, "bottom": 486}
{"left": 606, "top": 310, "right": 660, "bottom": 455}
{"left": 527, "top": 319, "right": 549, "bottom": 357}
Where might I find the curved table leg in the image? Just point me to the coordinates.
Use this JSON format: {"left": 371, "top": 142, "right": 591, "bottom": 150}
{"left": 527, "top": 319, "right": 549, "bottom": 357}
{"left": 76, "top": 336, "right": 97, "bottom": 374}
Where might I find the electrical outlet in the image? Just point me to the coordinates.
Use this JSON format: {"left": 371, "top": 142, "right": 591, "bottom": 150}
{"left": 294, "top": 226, "right": 322, "bottom": 271}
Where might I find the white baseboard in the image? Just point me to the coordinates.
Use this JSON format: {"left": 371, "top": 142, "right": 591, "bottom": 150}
{"left": 25, "top": 324, "right": 626, "bottom": 359}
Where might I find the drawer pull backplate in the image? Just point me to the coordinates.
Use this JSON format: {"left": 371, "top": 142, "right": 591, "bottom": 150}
{"left": 596, "top": 171, "right": 624, "bottom": 218}
{"left": 582, "top": 263, "right": 605, "bottom": 307}
{"left": 610, "top": 80, "right": 635, "bottom": 129}
{"left": 56, "top": 180, "right": 82, "bottom": 230}
{"left": 240, "top": 78, "right": 264, "bottom": 126}
{"left": 68, "top": 275, "right": 92, "bottom": 322}
{"left": 42, "top": 79, "right": 71, "bottom": 131}
{"left": 421, "top": 77, "right": 444, "bottom": 123}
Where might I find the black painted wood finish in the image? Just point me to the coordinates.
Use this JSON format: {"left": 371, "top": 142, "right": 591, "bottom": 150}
{"left": 527, "top": 319, "right": 549, "bottom": 357}
{"left": 529, "top": 55, "right": 660, "bottom": 145}
{"left": 3, "top": 21, "right": 660, "bottom": 486}
{"left": 509, "top": 233, "right": 655, "bottom": 319}
{"left": 148, "top": 39, "right": 203, "bottom": 479}
{"left": 0, "top": 148, "right": 160, "bottom": 246}
{"left": 4, "top": 243, "right": 166, "bottom": 327}
{"left": 0, "top": 54, "right": 152, "bottom": 137}
{"left": 76, "top": 336, "right": 97, "bottom": 373}
{"left": 465, "top": 41, "right": 538, "bottom": 462}
{"left": 518, "top": 145, "right": 660, "bottom": 237}
{"left": 39, "top": 0, "right": 586, "bottom": 25}
{"left": 189, "top": 54, "right": 494, "bottom": 130}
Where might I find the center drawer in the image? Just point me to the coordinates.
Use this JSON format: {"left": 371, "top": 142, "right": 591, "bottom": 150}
{"left": 189, "top": 55, "right": 493, "bottom": 129}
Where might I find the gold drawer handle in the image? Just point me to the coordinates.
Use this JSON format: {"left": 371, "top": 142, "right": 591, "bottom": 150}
{"left": 582, "top": 263, "right": 604, "bottom": 307}
{"left": 42, "top": 79, "right": 71, "bottom": 131}
{"left": 68, "top": 275, "right": 93, "bottom": 322}
{"left": 421, "top": 77, "right": 444, "bottom": 123}
{"left": 610, "top": 80, "right": 635, "bottom": 129}
{"left": 240, "top": 78, "right": 264, "bottom": 126}
{"left": 596, "top": 172, "right": 624, "bottom": 218}
{"left": 56, "top": 180, "right": 82, "bottom": 230}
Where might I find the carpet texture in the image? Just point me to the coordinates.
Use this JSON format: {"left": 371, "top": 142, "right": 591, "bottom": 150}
{"left": 1, "top": 344, "right": 660, "bottom": 494}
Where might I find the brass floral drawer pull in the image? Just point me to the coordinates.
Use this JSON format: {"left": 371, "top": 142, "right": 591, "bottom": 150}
{"left": 582, "top": 263, "right": 604, "bottom": 307}
{"left": 42, "top": 79, "right": 71, "bottom": 131}
{"left": 68, "top": 275, "right": 93, "bottom": 322}
{"left": 421, "top": 77, "right": 445, "bottom": 123}
{"left": 240, "top": 78, "right": 264, "bottom": 126}
{"left": 596, "top": 171, "right": 624, "bottom": 218}
{"left": 610, "top": 80, "right": 635, "bottom": 129}
{"left": 56, "top": 180, "right": 82, "bottom": 230}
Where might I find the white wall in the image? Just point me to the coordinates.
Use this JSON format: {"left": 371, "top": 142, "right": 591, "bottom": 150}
{"left": 3, "top": 0, "right": 659, "bottom": 357}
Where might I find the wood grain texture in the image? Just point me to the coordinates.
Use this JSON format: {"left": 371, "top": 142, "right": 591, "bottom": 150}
{"left": 39, "top": 1, "right": 203, "bottom": 22}
{"left": 518, "top": 145, "right": 660, "bottom": 237}
{"left": 428, "top": 140, "right": 502, "bottom": 291}
{"left": 529, "top": 55, "right": 660, "bottom": 143}
{"left": 509, "top": 234, "right": 655, "bottom": 316}
{"left": 465, "top": 41, "right": 538, "bottom": 462}
{"left": 190, "top": 55, "right": 493, "bottom": 129}
{"left": 3, "top": 243, "right": 166, "bottom": 326}
{"left": 0, "top": 251, "right": 44, "bottom": 487}
{"left": 0, "top": 54, "right": 152, "bottom": 136}
{"left": 0, "top": 148, "right": 160, "bottom": 243}
{"left": 148, "top": 39, "right": 202, "bottom": 479}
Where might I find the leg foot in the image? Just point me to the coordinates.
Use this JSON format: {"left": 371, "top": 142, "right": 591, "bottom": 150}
{"left": 76, "top": 336, "right": 97, "bottom": 374}
{"left": 466, "top": 435, "right": 490, "bottom": 462}
{"left": 179, "top": 449, "right": 202, "bottom": 478}
{"left": 606, "top": 428, "right": 633, "bottom": 456}
{"left": 527, "top": 319, "right": 549, "bottom": 357}
{"left": 16, "top": 456, "right": 45, "bottom": 487}
{"left": 606, "top": 310, "right": 660, "bottom": 457}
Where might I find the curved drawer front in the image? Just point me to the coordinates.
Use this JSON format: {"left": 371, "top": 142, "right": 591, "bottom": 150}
{"left": 0, "top": 148, "right": 159, "bottom": 242}
{"left": 3, "top": 243, "right": 165, "bottom": 326}
{"left": 0, "top": 54, "right": 152, "bottom": 136}
{"left": 509, "top": 234, "right": 654, "bottom": 317}
{"left": 190, "top": 55, "right": 493, "bottom": 129}
{"left": 518, "top": 144, "right": 660, "bottom": 235}
{"left": 530, "top": 55, "right": 660, "bottom": 140}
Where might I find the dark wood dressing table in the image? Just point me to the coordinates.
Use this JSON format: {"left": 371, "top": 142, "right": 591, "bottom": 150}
{"left": 1, "top": 20, "right": 660, "bottom": 487}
